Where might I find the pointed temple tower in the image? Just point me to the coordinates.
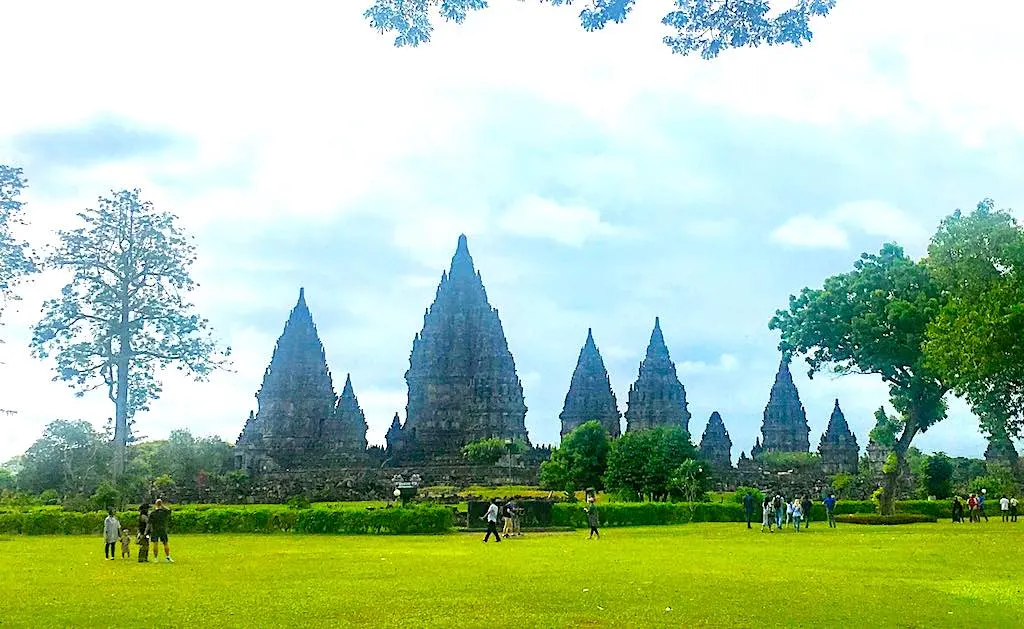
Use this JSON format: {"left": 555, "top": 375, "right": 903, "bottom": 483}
{"left": 984, "top": 427, "right": 1020, "bottom": 468}
{"left": 624, "top": 318, "right": 692, "bottom": 433}
{"left": 321, "top": 374, "right": 370, "bottom": 457}
{"left": 757, "top": 354, "right": 810, "bottom": 453}
{"left": 699, "top": 411, "right": 733, "bottom": 470}
{"left": 396, "top": 235, "right": 529, "bottom": 460}
{"left": 559, "top": 329, "right": 621, "bottom": 439}
{"left": 818, "top": 399, "right": 860, "bottom": 474}
{"left": 235, "top": 289, "right": 366, "bottom": 471}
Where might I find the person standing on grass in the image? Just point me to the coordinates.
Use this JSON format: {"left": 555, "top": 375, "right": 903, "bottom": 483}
{"left": 1010, "top": 497, "right": 1018, "bottom": 522}
{"left": 743, "top": 491, "right": 755, "bottom": 529}
{"left": 785, "top": 499, "right": 794, "bottom": 529}
{"left": 1000, "top": 495, "right": 1010, "bottom": 522}
{"left": 801, "top": 496, "right": 812, "bottom": 529}
{"left": 792, "top": 500, "right": 803, "bottom": 531}
{"left": 103, "top": 508, "right": 121, "bottom": 561}
{"left": 978, "top": 490, "right": 989, "bottom": 522}
{"left": 148, "top": 499, "right": 173, "bottom": 563}
{"left": 585, "top": 497, "right": 600, "bottom": 539}
{"left": 967, "top": 494, "right": 978, "bottom": 522}
{"left": 511, "top": 501, "right": 522, "bottom": 537}
{"left": 774, "top": 494, "right": 784, "bottom": 529}
{"left": 482, "top": 498, "right": 502, "bottom": 542}
{"left": 761, "top": 496, "right": 774, "bottom": 533}
{"left": 137, "top": 504, "right": 151, "bottom": 563}
{"left": 823, "top": 494, "right": 837, "bottom": 528}
{"left": 952, "top": 496, "right": 964, "bottom": 523}
{"left": 501, "top": 500, "right": 514, "bottom": 539}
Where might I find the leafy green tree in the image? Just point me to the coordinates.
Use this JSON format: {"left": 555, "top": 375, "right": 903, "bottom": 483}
{"left": 0, "top": 165, "right": 36, "bottom": 324}
{"left": 769, "top": 244, "right": 949, "bottom": 515}
{"left": 539, "top": 420, "right": 611, "bottom": 492}
{"left": 16, "top": 420, "right": 111, "bottom": 497}
{"left": 669, "top": 458, "right": 711, "bottom": 503}
{"left": 604, "top": 427, "right": 700, "bottom": 501}
{"left": 364, "top": 0, "right": 836, "bottom": 59}
{"left": 30, "top": 189, "right": 231, "bottom": 478}
{"left": 0, "top": 467, "right": 14, "bottom": 492}
{"left": 924, "top": 200, "right": 1024, "bottom": 437}
{"left": 923, "top": 453, "right": 953, "bottom": 499}
{"left": 90, "top": 480, "right": 121, "bottom": 510}
{"left": 462, "top": 437, "right": 526, "bottom": 464}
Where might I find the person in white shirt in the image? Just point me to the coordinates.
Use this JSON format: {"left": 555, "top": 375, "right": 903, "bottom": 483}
{"left": 1000, "top": 496, "right": 1011, "bottom": 522}
{"left": 482, "top": 499, "right": 502, "bottom": 543}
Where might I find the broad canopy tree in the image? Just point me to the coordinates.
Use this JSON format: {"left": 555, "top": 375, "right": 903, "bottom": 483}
{"left": 539, "top": 420, "right": 611, "bottom": 494}
{"left": 364, "top": 0, "right": 837, "bottom": 59}
{"left": 0, "top": 165, "right": 36, "bottom": 321}
{"left": 30, "top": 190, "right": 230, "bottom": 478}
{"left": 769, "top": 243, "right": 949, "bottom": 515}
{"left": 923, "top": 199, "right": 1024, "bottom": 438}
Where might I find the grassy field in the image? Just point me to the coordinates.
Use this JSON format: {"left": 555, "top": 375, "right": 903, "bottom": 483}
{"left": 1, "top": 521, "right": 1022, "bottom": 628}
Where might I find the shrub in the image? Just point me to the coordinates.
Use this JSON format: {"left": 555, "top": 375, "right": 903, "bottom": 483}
{"left": 286, "top": 495, "right": 311, "bottom": 510}
{"left": 753, "top": 451, "right": 821, "bottom": 470}
{"left": 834, "top": 513, "right": 937, "bottom": 525}
{"left": 730, "top": 487, "right": 765, "bottom": 506}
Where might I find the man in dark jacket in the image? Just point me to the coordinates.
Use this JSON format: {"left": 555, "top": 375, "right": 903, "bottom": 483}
{"left": 148, "top": 499, "right": 173, "bottom": 563}
{"left": 742, "top": 492, "right": 755, "bottom": 529}
{"left": 801, "top": 496, "right": 813, "bottom": 529}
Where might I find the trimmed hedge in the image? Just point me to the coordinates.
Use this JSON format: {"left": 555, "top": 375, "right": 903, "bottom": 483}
{"left": 835, "top": 514, "right": 938, "bottom": 525}
{"left": 0, "top": 505, "right": 453, "bottom": 536}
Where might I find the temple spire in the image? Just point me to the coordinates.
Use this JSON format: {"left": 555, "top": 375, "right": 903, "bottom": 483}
{"left": 559, "top": 328, "right": 621, "bottom": 439}
{"left": 699, "top": 411, "right": 733, "bottom": 470}
{"left": 758, "top": 352, "right": 811, "bottom": 453}
{"left": 625, "top": 318, "right": 691, "bottom": 433}
{"left": 818, "top": 398, "right": 859, "bottom": 474}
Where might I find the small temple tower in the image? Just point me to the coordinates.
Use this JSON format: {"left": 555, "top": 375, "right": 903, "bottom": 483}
{"left": 397, "top": 235, "right": 529, "bottom": 460}
{"left": 321, "top": 374, "right": 370, "bottom": 458}
{"left": 385, "top": 413, "right": 404, "bottom": 457}
{"left": 235, "top": 288, "right": 340, "bottom": 472}
{"left": 757, "top": 354, "right": 810, "bottom": 453}
{"left": 699, "top": 411, "right": 733, "bottom": 470}
{"left": 818, "top": 399, "right": 860, "bottom": 474}
{"left": 559, "top": 328, "right": 621, "bottom": 439}
{"left": 984, "top": 427, "right": 1020, "bottom": 468}
{"left": 624, "top": 317, "right": 692, "bottom": 433}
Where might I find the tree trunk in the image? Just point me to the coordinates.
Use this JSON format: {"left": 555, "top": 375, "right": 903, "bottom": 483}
{"left": 112, "top": 354, "right": 130, "bottom": 479}
{"left": 880, "top": 418, "right": 920, "bottom": 516}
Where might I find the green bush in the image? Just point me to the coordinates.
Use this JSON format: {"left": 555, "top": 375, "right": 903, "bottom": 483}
{"left": 835, "top": 514, "right": 937, "bottom": 525}
{"left": 0, "top": 504, "right": 453, "bottom": 536}
{"left": 731, "top": 487, "right": 765, "bottom": 506}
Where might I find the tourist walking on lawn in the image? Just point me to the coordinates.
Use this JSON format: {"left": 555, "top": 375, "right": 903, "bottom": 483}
{"left": 511, "top": 501, "right": 522, "bottom": 536}
{"left": 1000, "top": 495, "right": 1011, "bottom": 522}
{"left": 774, "top": 495, "right": 785, "bottom": 529}
{"left": 1010, "top": 497, "right": 1018, "bottom": 522}
{"left": 743, "top": 492, "right": 755, "bottom": 529}
{"left": 967, "top": 494, "right": 978, "bottom": 522}
{"left": 483, "top": 498, "right": 502, "bottom": 542}
{"left": 785, "top": 499, "right": 794, "bottom": 528}
{"left": 978, "top": 490, "right": 989, "bottom": 522}
{"left": 585, "top": 498, "right": 600, "bottom": 539}
{"left": 137, "top": 504, "right": 151, "bottom": 562}
{"left": 148, "top": 499, "right": 173, "bottom": 563}
{"left": 823, "top": 494, "right": 837, "bottom": 528}
{"left": 952, "top": 496, "right": 964, "bottom": 523}
{"left": 103, "top": 508, "right": 121, "bottom": 560}
{"left": 761, "top": 497, "right": 774, "bottom": 533}
{"left": 801, "top": 496, "right": 812, "bottom": 529}
{"left": 792, "top": 500, "right": 803, "bottom": 531}
{"left": 501, "top": 501, "right": 514, "bottom": 539}
{"left": 120, "top": 527, "right": 132, "bottom": 559}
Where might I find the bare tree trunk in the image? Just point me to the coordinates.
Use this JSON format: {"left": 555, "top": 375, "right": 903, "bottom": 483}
{"left": 880, "top": 418, "right": 920, "bottom": 516}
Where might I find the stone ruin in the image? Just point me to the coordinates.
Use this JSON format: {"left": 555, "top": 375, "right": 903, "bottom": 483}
{"left": 818, "top": 399, "right": 859, "bottom": 475}
{"left": 699, "top": 411, "right": 732, "bottom": 471}
{"left": 559, "top": 328, "right": 621, "bottom": 439}
{"left": 624, "top": 317, "right": 692, "bottom": 433}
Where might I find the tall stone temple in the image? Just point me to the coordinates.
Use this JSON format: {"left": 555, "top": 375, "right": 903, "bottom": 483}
{"left": 235, "top": 289, "right": 368, "bottom": 472}
{"left": 984, "top": 427, "right": 1019, "bottom": 467}
{"left": 388, "top": 235, "right": 529, "bottom": 461}
{"left": 818, "top": 399, "right": 859, "bottom": 474}
{"left": 624, "top": 318, "right": 691, "bottom": 433}
{"left": 699, "top": 411, "right": 733, "bottom": 469}
{"left": 756, "top": 354, "right": 810, "bottom": 453}
{"left": 559, "top": 329, "right": 621, "bottom": 439}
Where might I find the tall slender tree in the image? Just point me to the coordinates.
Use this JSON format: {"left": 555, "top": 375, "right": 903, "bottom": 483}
{"left": 0, "top": 165, "right": 37, "bottom": 416}
{"left": 769, "top": 244, "right": 949, "bottom": 515}
{"left": 30, "top": 189, "right": 230, "bottom": 478}
{"left": 364, "top": 0, "right": 837, "bottom": 59}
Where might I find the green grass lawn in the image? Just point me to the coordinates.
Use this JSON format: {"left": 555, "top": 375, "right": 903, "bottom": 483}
{"left": 1, "top": 521, "right": 1022, "bottom": 628}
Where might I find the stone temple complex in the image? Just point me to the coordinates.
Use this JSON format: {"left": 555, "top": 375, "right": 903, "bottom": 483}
{"left": 235, "top": 289, "right": 368, "bottom": 473}
{"left": 229, "top": 236, "right": 913, "bottom": 498}
{"left": 699, "top": 412, "right": 732, "bottom": 470}
{"left": 817, "top": 400, "right": 859, "bottom": 474}
{"left": 755, "top": 355, "right": 811, "bottom": 453}
{"left": 624, "top": 318, "right": 692, "bottom": 433}
{"left": 386, "top": 235, "right": 529, "bottom": 462}
{"left": 559, "top": 329, "right": 621, "bottom": 438}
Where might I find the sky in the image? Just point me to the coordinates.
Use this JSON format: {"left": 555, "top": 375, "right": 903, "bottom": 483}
{"left": 1, "top": 0, "right": 1023, "bottom": 464}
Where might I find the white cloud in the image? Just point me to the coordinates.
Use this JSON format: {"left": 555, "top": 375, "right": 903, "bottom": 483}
{"left": 770, "top": 215, "right": 851, "bottom": 249}
{"left": 678, "top": 353, "right": 740, "bottom": 374}
{"left": 498, "top": 195, "right": 622, "bottom": 246}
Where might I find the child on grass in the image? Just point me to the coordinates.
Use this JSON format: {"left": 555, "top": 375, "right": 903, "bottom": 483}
{"left": 120, "top": 528, "right": 132, "bottom": 559}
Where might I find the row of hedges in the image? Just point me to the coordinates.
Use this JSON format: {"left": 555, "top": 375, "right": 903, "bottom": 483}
{"left": 0, "top": 505, "right": 454, "bottom": 536}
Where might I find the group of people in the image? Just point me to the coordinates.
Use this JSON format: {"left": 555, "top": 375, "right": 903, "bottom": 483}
{"left": 101, "top": 498, "right": 174, "bottom": 563}
{"left": 951, "top": 491, "right": 1019, "bottom": 523}
{"left": 481, "top": 498, "right": 524, "bottom": 542}
{"left": 743, "top": 491, "right": 838, "bottom": 533}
